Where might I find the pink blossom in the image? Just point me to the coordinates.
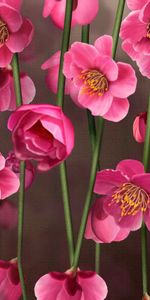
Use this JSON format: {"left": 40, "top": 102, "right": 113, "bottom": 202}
{"left": 6, "top": 151, "right": 35, "bottom": 189}
{"left": 63, "top": 35, "right": 137, "bottom": 122}
{"left": 0, "top": 200, "right": 17, "bottom": 229}
{"left": 0, "top": 67, "right": 35, "bottom": 111}
{"left": 43, "top": 0, "right": 99, "bottom": 29}
{"left": 133, "top": 112, "right": 147, "bottom": 143}
{"left": 0, "top": 3, "right": 34, "bottom": 67}
{"left": 0, "top": 152, "right": 20, "bottom": 199}
{"left": 34, "top": 268, "right": 108, "bottom": 300}
{"left": 8, "top": 104, "right": 75, "bottom": 171}
{"left": 41, "top": 51, "right": 70, "bottom": 94}
{"left": 85, "top": 159, "right": 150, "bottom": 243}
{"left": 0, "top": 259, "right": 21, "bottom": 299}
{"left": 120, "top": 2, "right": 150, "bottom": 78}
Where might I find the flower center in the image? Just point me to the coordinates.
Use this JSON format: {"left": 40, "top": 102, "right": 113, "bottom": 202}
{"left": 146, "top": 23, "right": 150, "bottom": 38}
{"left": 80, "top": 69, "right": 108, "bottom": 96}
{"left": 109, "top": 182, "right": 150, "bottom": 217}
{"left": 0, "top": 19, "right": 9, "bottom": 47}
{"left": 31, "top": 121, "right": 53, "bottom": 141}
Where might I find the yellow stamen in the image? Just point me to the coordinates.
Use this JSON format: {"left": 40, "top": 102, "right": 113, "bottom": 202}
{"left": 80, "top": 69, "right": 108, "bottom": 96}
{"left": 146, "top": 23, "right": 150, "bottom": 39}
{"left": 0, "top": 19, "right": 9, "bottom": 47}
{"left": 109, "top": 182, "right": 150, "bottom": 217}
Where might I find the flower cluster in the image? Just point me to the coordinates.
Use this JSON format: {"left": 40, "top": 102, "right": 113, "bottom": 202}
{"left": 0, "top": 0, "right": 149, "bottom": 299}
{"left": 120, "top": 0, "right": 150, "bottom": 78}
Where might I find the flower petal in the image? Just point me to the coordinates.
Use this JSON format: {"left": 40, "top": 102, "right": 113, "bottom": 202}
{"left": 6, "top": 17, "right": 34, "bottom": 52}
{"left": 94, "top": 169, "right": 128, "bottom": 195}
{"left": 132, "top": 174, "right": 150, "bottom": 194}
{"left": 78, "top": 89, "right": 113, "bottom": 116}
{"left": 109, "top": 62, "right": 137, "bottom": 98}
{"left": 120, "top": 11, "right": 146, "bottom": 43}
{"left": 126, "top": 0, "right": 147, "bottom": 10}
{"left": 68, "top": 42, "right": 99, "bottom": 69}
{"left": 94, "top": 56, "right": 118, "bottom": 81}
{"left": 103, "top": 97, "right": 129, "bottom": 122}
{"left": 116, "top": 159, "right": 145, "bottom": 178}
{"left": 0, "top": 4, "right": 22, "bottom": 32}
{"left": 94, "top": 35, "right": 113, "bottom": 57}
{"left": 73, "top": 0, "right": 99, "bottom": 25}
{"left": 122, "top": 40, "right": 140, "bottom": 61}
{"left": 0, "top": 45, "right": 13, "bottom": 67}
{"left": 0, "top": 168, "right": 20, "bottom": 199}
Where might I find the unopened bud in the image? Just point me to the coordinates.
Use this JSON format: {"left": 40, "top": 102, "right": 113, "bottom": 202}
{"left": 142, "top": 293, "right": 150, "bottom": 300}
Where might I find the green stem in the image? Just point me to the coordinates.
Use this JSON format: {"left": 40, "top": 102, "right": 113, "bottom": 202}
{"left": 12, "top": 54, "right": 27, "bottom": 300}
{"left": 56, "top": 0, "right": 74, "bottom": 266}
{"left": 141, "top": 96, "right": 150, "bottom": 294}
{"left": 82, "top": 25, "right": 101, "bottom": 273}
{"left": 57, "top": 0, "right": 73, "bottom": 107}
{"left": 72, "top": 0, "right": 125, "bottom": 270}
{"left": 112, "top": 0, "right": 125, "bottom": 58}
{"left": 95, "top": 243, "right": 101, "bottom": 273}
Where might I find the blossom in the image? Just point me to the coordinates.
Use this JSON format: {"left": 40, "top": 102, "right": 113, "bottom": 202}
{"left": 143, "top": 293, "right": 150, "bottom": 300}
{"left": 0, "top": 67, "right": 35, "bottom": 111}
{"left": 120, "top": 2, "right": 150, "bottom": 78}
{"left": 8, "top": 104, "right": 75, "bottom": 171}
{"left": 41, "top": 51, "right": 70, "bottom": 94}
{"left": 63, "top": 35, "right": 137, "bottom": 122}
{"left": 0, "top": 2, "right": 34, "bottom": 67}
{"left": 85, "top": 159, "right": 150, "bottom": 243}
{"left": 0, "top": 0, "right": 22, "bottom": 10}
{"left": 0, "top": 152, "right": 20, "bottom": 199}
{"left": 133, "top": 112, "right": 147, "bottom": 143}
{"left": 0, "top": 259, "right": 21, "bottom": 299}
{"left": 43, "top": 0, "right": 99, "bottom": 29}
{"left": 6, "top": 151, "right": 35, "bottom": 189}
{"left": 34, "top": 268, "right": 108, "bottom": 300}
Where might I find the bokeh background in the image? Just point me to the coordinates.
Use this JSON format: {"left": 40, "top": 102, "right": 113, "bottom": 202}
{"left": 1, "top": 1, "right": 150, "bottom": 299}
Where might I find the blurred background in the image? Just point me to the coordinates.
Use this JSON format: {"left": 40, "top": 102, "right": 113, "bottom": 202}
{"left": 1, "top": 0, "right": 150, "bottom": 299}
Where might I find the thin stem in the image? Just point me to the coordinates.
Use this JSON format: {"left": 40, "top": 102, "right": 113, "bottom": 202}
{"left": 72, "top": 0, "right": 125, "bottom": 270}
{"left": 56, "top": 0, "right": 74, "bottom": 266}
{"left": 141, "top": 96, "right": 150, "bottom": 294}
{"left": 11, "top": 54, "right": 23, "bottom": 106}
{"left": 82, "top": 25, "right": 101, "bottom": 273}
{"left": 57, "top": 0, "right": 73, "bottom": 107}
{"left": 95, "top": 243, "right": 101, "bottom": 274}
{"left": 73, "top": 118, "right": 104, "bottom": 269}
{"left": 12, "top": 54, "right": 27, "bottom": 300}
{"left": 112, "top": 0, "right": 125, "bottom": 58}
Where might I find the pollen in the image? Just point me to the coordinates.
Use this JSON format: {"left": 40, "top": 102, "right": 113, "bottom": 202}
{"left": 109, "top": 182, "right": 150, "bottom": 217}
{"left": 146, "top": 23, "right": 150, "bottom": 39}
{"left": 0, "top": 19, "right": 9, "bottom": 46}
{"left": 80, "top": 69, "right": 108, "bottom": 96}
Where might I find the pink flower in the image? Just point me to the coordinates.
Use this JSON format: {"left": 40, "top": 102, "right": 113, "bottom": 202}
{"left": 126, "top": 0, "right": 148, "bottom": 10}
{"left": 0, "top": 200, "right": 17, "bottom": 229}
{"left": 8, "top": 104, "right": 75, "bottom": 171}
{"left": 63, "top": 35, "right": 137, "bottom": 122}
{"left": 0, "top": 67, "right": 35, "bottom": 111}
{"left": 0, "top": 152, "right": 20, "bottom": 199}
{"left": 34, "top": 268, "right": 108, "bottom": 300}
{"left": 120, "top": 2, "right": 150, "bottom": 78}
{"left": 6, "top": 151, "right": 35, "bottom": 189}
{"left": 41, "top": 51, "right": 70, "bottom": 94}
{"left": 0, "top": 3, "right": 34, "bottom": 67}
{"left": 0, "top": 259, "right": 21, "bottom": 299}
{"left": 133, "top": 112, "right": 147, "bottom": 143}
{"left": 43, "top": 0, "right": 99, "bottom": 29}
{"left": 85, "top": 159, "right": 150, "bottom": 243}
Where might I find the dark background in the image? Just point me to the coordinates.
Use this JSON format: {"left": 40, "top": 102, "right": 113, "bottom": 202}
{"left": 1, "top": 1, "right": 150, "bottom": 299}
